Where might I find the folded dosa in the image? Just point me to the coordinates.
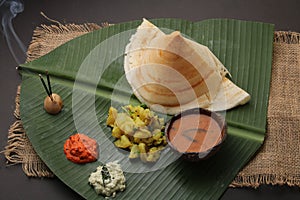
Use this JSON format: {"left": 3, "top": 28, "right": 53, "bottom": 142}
{"left": 124, "top": 19, "right": 250, "bottom": 114}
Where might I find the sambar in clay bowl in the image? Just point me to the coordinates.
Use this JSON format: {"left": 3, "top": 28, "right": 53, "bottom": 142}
{"left": 165, "top": 108, "right": 227, "bottom": 161}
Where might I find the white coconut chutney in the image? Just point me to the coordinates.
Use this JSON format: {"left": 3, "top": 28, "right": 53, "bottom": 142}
{"left": 88, "top": 161, "right": 126, "bottom": 197}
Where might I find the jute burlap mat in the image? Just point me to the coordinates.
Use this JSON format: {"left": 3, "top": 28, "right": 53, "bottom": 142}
{"left": 3, "top": 23, "right": 300, "bottom": 188}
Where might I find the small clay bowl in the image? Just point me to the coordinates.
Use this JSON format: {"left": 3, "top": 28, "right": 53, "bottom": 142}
{"left": 165, "top": 108, "right": 227, "bottom": 161}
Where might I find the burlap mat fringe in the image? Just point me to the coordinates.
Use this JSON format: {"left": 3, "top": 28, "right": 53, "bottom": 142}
{"left": 274, "top": 31, "right": 300, "bottom": 44}
{"left": 26, "top": 23, "right": 102, "bottom": 62}
{"left": 3, "top": 86, "right": 54, "bottom": 177}
{"left": 5, "top": 122, "right": 25, "bottom": 164}
{"left": 231, "top": 174, "right": 300, "bottom": 188}
{"left": 38, "top": 23, "right": 101, "bottom": 35}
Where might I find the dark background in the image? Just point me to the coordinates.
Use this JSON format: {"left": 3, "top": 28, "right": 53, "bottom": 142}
{"left": 1, "top": 0, "right": 300, "bottom": 199}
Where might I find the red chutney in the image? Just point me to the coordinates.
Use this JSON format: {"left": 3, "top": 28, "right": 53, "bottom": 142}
{"left": 63, "top": 133, "right": 98, "bottom": 164}
{"left": 168, "top": 114, "right": 222, "bottom": 153}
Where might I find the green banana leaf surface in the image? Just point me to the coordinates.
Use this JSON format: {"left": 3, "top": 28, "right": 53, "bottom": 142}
{"left": 19, "top": 18, "right": 274, "bottom": 200}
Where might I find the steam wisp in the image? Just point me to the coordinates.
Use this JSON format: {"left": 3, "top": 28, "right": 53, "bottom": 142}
{"left": 0, "top": 0, "right": 26, "bottom": 65}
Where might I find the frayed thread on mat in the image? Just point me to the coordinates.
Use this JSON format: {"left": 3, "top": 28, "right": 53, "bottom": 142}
{"left": 4, "top": 121, "right": 26, "bottom": 164}
{"left": 274, "top": 31, "right": 300, "bottom": 44}
{"left": 231, "top": 174, "right": 300, "bottom": 188}
{"left": 2, "top": 86, "right": 54, "bottom": 177}
{"left": 38, "top": 12, "right": 103, "bottom": 34}
{"left": 26, "top": 23, "right": 102, "bottom": 62}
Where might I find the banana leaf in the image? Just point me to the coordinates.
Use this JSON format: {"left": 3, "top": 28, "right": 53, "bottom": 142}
{"left": 19, "top": 18, "right": 274, "bottom": 200}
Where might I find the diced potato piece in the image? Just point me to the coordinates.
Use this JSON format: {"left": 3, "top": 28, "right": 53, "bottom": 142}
{"left": 134, "top": 128, "right": 152, "bottom": 139}
{"left": 114, "top": 135, "right": 132, "bottom": 148}
{"left": 147, "top": 147, "right": 160, "bottom": 162}
{"left": 125, "top": 104, "right": 134, "bottom": 112}
{"left": 106, "top": 107, "right": 118, "bottom": 126}
{"left": 159, "top": 117, "right": 165, "bottom": 127}
{"left": 114, "top": 139, "right": 122, "bottom": 148}
{"left": 157, "top": 145, "right": 165, "bottom": 151}
{"left": 133, "top": 136, "right": 141, "bottom": 144}
{"left": 111, "top": 126, "right": 123, "bottom": 138}
{"left": 139, "top": 108, "right": 153, "bottom": 122}
{"left": 115, "top": 113, "right": 136, "bottom": 135}
{"left": 138, "top": 143, "right": 147, "bottom": 153}
{"left": 153, "top": 138, "right": 163, "bottom": 145}
{"left": 121, "top": 135, "right": 132, "bottom": 148}
{"left": 135, "top": 106, "right": 144, "bottom": 113}
{"left": 138, "top": 143, "right": 148, "bottom": 162}
{"left": 134, "top": 117, "right": 145, "bottom": 127}
{"left": 143, "top": 137, "right": 154, "bottom": 145}
{"left": 162, "top": 136, "right": 167, "bottom": 145}
{"left": 152, "top": 129, "right": 162, "bottom": 140}
{"left": 148, "top": 116, "right": 162, "bottom": 130}
{"left": 147, "top": 154, "right": 159, "bottom": 162}
{"left": 129, "top": 144, "right": 139, "bottom": 159}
